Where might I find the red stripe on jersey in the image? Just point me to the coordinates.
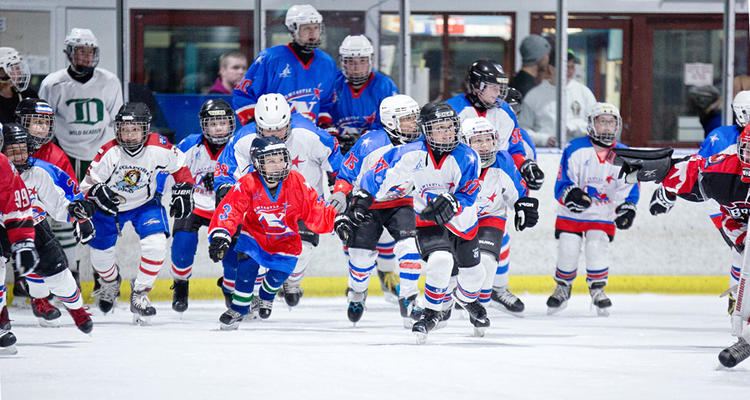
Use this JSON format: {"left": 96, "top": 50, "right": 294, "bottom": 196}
{"left": 555, "top": 217, "right": 616, "bottom": 236}
{"left": 91, "top": 139, "right": 119, "bottom": 163}
{"left": 478, "top": 216, "right": 507, "bottom": 231}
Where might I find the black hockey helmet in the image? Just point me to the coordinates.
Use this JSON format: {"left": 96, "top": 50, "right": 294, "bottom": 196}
{"left": 505, "top": 87, "right": 523, "bottom": 116}
{"left": 2, "top": 122, "right": 31, "bottom": 171}
{"left": 114, "top": 102, "right": 152, "bottom": 156}
{"left": 467, "top": 59, "right": 509, "bottom": 106}
{"left": 15, "top": 98, "right": 55, "bottom": 153}
{"left": 199, "top": 98, "right": 236, "bottom": 145}
{"left": 419, "top": 102, "right": 460, "bottom": 153}
{"left": 251, "top": 136, "right": 290, "bottom": 184}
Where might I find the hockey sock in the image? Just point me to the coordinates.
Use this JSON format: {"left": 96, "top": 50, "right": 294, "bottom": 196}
{"left": 348, "top": 248, "right": 377, "bottom": 293}
{"left": 134, "top": 234, "right": 167, "bottom": 291}
{"left": 50, "top": 220, "right": 78, "bottom": 273}
{"left": 287, "top": 241, "right": 314, "bottom": 285}
{"left": 45, "top": 270, "right": 83, "bottom": 309}
{"left": 253, "top": 267, "right": 267, "bottom": 297}
{"left": 25, "top": 273, "right": 51, "bottom": 299}
{"left": 231, "top": 254, "right": 261, "bottom": 315}
{"left": 90, "top": 247, "right": 119, "bottom": 281}
{"left": 259, "top": 270, "right": 290, "bottom": 301}
{"left": 0, "top": 260, "right": 6, "bottom": 308}
{"left": 423, "top": 251, "right": 453, "bottom": 311}
{"left": 555, "top": 232, "right": 582, "bottom": 284}
{"left": 170, "top": 230, "right": 198, "bottom": 280}
{"left": 492, "top": 232, "right": 511, "bottom": 288}
{"left": 221, "top": 245, "right": 239, "bottom": 293}
{"left": 441, "top": 275, "right": 457, "bottom": 311}
{"left": 480, "top": 252, "right": 498, "bottom": 304}
{"left": 585, "top": 230, "right": 609, "bottom": 286}
{"left": 456, "top": 263, "right": 484, "bottom": 303}
{"left": 375, "top": 237, "right": 396, "bottom": 273}
{"left": 395, "top": 237, "right": 421, "bottom": 298}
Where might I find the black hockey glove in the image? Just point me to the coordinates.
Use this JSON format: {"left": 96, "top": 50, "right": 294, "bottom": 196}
{"left": 615, "top": 202, "right": 637, "bottom": 230}
{"left": 328, "top": 191, "right": 348, "bottom": 213}
{"left": 349, "top": 190, "right": 374, "bottom": 223}
{"left": 514, "top": 197, "right": 539, "bottom": 231}
{"left": 67, "top": 198, "right": 96, "bottom": 220}
{"left": 170, "top": 182, "right": 194, "bottom": 220}
{"left": 208, "top": 230, "right": 231, "bottom": 262}
{"left": 519, "top": 159, "right": 545, "bottom": 190}
{"left": 201, "top": 172, "right": 214, "bottom": 192}
{"left": 89, "top": 183, "right": 121, "bottom": 216}
{"left": 421, "top": 193, "right": 459, "bottom": 225}
{"left": 649, "top": 185, "right": 676, "bottom": 216}
{"left": 11, "top": 239, "right": 39, "bottom": 275}
{"left": 215, "top": 183, "right": 233, "bottom": 208}
{"left": 562, "top": 186, "right": 592, "bottom": 213}
{"left": 73, "top": 218, "right": 96, "bottom": 244}
{"left": 334, "top": 214, "right": 356, "bottom": 246}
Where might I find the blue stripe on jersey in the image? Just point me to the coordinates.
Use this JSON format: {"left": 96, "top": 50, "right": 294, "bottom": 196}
{"left": 339, "top": 128, "right": 391, "bottom": 184}
{"left": 493, "top": 150, "right": 528, "bottom": 198}
{"left": 29, "top": 158, "right": 82, "bottom": 201}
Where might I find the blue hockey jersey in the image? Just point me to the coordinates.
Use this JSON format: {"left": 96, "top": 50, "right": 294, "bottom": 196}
{"left": 232, "top": 44, "right": 337, "bottom": 125}
{"left": 698, "top": 124, "right": 741, "bottom": 157}
{"left": 21, "top": 158, "right": 82, "bottom": 224}
{"left": 323, "top": 71, "right": 398, "bottom": 137}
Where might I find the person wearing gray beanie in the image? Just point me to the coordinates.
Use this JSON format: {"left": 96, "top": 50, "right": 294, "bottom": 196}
{"left": 510, "top": 34, "right": 552, "bottom": 98}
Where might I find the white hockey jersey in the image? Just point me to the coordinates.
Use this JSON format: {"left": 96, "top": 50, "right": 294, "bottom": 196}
{"left": 360, "top": 138, "right": 481, "bottom": 239}
{"left": 80, "top": 134, "right": 195, "bottom": 212}
{"left": 38, "top": 68, "right": 123, "bottom": 160}
{"left": 475, "top": 151, "right": 529, "bottom": 232}
{"left": 215, "top": 113, "right": 342, "bottom": 196}
{"left": 553, "top": 137, "right": 639, "bottom": 236}
{"left": 21, "top": 158, "right": 82, "bottom": 225}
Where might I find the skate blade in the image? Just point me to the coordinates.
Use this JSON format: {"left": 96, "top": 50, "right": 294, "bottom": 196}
{"left": 595, "top": 307, "right": 610, "bottom": 317}
{"left": 434, "top": 320, "right": 448, "bottom": 331}
{"left": 402, "top": 318, "right": 415, "bottom": 329}
{"left": 383, "top": 292, "right": 398, "bottom": 305}
{"left": 414, "top": 331, "right": 428, "bottom": 345}
{"left": 490, "top": 302, "right": 525, "bottom": 318}
{"left": 219, "top": 323, "right": 240, "bottom": 331}
{"left": 547, "top": 302, "right": 568, "bottom": 315}
{"left": 473, "top": 327, "right": 486, "bottom": 337}
{"left": 132, "top": 314, "right": 152, "bottom": 326}
{"left": 38, "top": 318, "right": 62, "bottom": 328}
{"left": 0, "top": 345, "right": 18, "bottom": 355}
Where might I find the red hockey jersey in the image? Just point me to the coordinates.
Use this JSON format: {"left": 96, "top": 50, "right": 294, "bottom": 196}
{"left": 0, "top": 153, "right": 35, "bottom": 243}
{"left": 209, "top": 170, "right": 337, "bottom": 257}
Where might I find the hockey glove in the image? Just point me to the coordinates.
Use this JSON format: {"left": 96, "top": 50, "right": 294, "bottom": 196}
{"left": 201, "top": 172, "right": 214, "bottom": 192}
{"left": 89, "top": 183, "right": 121, "bottom": 216}
{"left": 215, "top": 183, "right": 233, "bottom": 208}
{"left": 328, "top": 191, "right": 348, "bottom": 213}
{"left": 519, "top": 159, "right": 545, "bottom": 190}
{"left": 334, "top": 214, "right": 356, "bottom": 246}
{"left": 208, "top": 230, "right": 231, "bottom": 262}
{"left": 170, "top": 182, "right": 195, "bottom": 220}
{"left": 349, "top": 190, "right": 374, "bottom": 223}
{"left": 421, "top": 193, "right": 459, "bottom": 225}
{"left": 514, "top": 197, "right": 539, "bottom": 231}
{"left": 73, "top": 218, "right": 96, "bottom": 244}
{"left": 649, "top": 185, "right": 676, "bottom": 216}
{"left": 11, "top": 239, "right": 39, "bottom": 275}
{"left": 562, "top": 186, "right": 592, "bottom": 213}
{"left": 67, "top": 198, "right": 96, "bottom": 220}
{"left": 615, "top": 202, "right": 637, "bottom": 229}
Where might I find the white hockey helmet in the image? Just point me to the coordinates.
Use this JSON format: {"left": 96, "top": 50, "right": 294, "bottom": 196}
{"left": 733, "top": 90, "right": 750, "bottom": 127}
{"left": 461, "top": 117, "right": 500, "bottom": 168}
{"left": 339, "top": 35, "right": 374, "bottom": 86}
{"left": 64, "top": 28, "right": 100, "bottom": 74}
{"left": 256, "top": 93, "right": 292, "bottom": 142}
{"left": 285, "top": 4, "right": 324, "bottom": 50}
{"left": 0, "top": 47, "right": 30, "bottom": 92}
{"left": 379, "top": 94, "right": 421, "bottom": 144}
{"left": 586, "top": 102, "right": 621, "bottom": 148}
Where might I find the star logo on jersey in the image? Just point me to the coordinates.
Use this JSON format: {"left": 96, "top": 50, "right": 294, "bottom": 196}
{"left": 605, "top": 176, "right": 615, "bottom": 184}
{"left": 709, "top": 133, "right": 720, "bottom": 144}
{"left": 487, "top": 192, "right": 497, "bottom": 203}
{"left": 291, "top": 156, "right": 304, "bottom": 168}
{"left": 279, "top": 64, "right": 292, "bottom": 78}
{"left": 313, "top": 86, "right": 322, "bottom": 100}
{"left": 364, "top": 112, "right": 377, "bottom": 126}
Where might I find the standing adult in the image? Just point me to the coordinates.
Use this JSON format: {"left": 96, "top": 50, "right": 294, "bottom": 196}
{"left": 208, "top": 51, "right": 249, "bottom": 95}
{"left": 509, "top": 35, "right": 551, "bottom": 98}
{"left": 0, "top": 47, "right": 36, "bottom": 123}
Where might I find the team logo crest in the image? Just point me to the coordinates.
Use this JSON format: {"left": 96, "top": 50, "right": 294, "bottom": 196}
{"left": 115, "top": 168, "right": 147, "bottom": 192}
{"left": 279, "top": 64, "right": 292, "bottom": 78}
{"left": 257, "top": 205, "right": 295, "bottom": 237}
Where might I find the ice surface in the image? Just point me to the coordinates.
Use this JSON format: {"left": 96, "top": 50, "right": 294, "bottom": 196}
{"left": 2, "top": 294, "right": 748, "bottom": 399}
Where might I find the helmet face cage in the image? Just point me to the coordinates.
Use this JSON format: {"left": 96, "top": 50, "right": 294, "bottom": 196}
{"left": 115, "top": 121, "right": 150, "bottom": 156}
{"left": 257, "top": 123, "right": 291, "bottom": 142}
{"left": 253, "top": 146, "right": 290, "bottom": 184}
{"left": 738, "top": 129, "right": 750, "bottom": 166}
{"left": 422, "top": 116, "right": 461, "bottom": 153}
{"left": 340, "top": 55, "right": 372, "bottom": 85}
{"left": 0, "top": 52, "right": 31, "bottom": 92}
{"left": 66, "top": 45, "right": 100, "bottom": 73}
{"left": 461, "top": 126, "right": 498, "bottom": 168}
{"left": 586, "top": 104, "right": 621, "bottom": 147}
{"left": 201, "top": 115, "right": 235, "bottom": 145}
{"left": 2, "top": 125, "right": 31, "bottom": 171}
{"left": 286, "top": 5, "right": 324, "bottom": 51}
{"left": 20, "top": 113, "right": 55, "bottom": 152}
{"left": 733, "top": 103, "right": 750, "bottom": 127}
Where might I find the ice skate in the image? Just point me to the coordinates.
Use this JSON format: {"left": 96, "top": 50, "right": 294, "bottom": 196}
{"left": 589, "top": 282, "right": 612, "bottom": 317}
{"left": 546, "top": 281, "right": 572, "bottom": 315}
{"left": 377, "top": 270, "right": 399, "bottom": 304}
{"left": 67, "top": 307, "right": 93, "bottom": 334}
{"left": 412, "top": 308, "right": 441, "bottom": 344}
{"left": 216, "top": 277, "right": 232, "bottom": 308}
{"left": 719, "top": 337, "right": 750, "bottom": 368}
{"left": 258, "top": 299, "right": 273, "bottom": 320}
{"left": 491, "top": 286, "right": 525, "bottom": 317}
{"left": 171, "top": 279, "right": 189, "bottom": 313}
{"left": 454, "top": 296, "right": 490, "bottom": 337}
{"left": 279, "top": 281, "right": 303, "bottom": 309}
{"left": 91, "top": 274, "right": 121, "bottom": 314}
{"left": 398, "top": 294, "right": 423, "bottom": 328}
{"left": 219, "top": 309, "right": 243, "bottom": 330}
{"left": 129, "top": 284, "right": 156, "bottom": 325}
{"left": 31, "top": 298, "right": 62, "bottom": 327}
{"left": 346, "top": 289, "right": 367, "bottom": 325}
{"left": 435, "top": 297, "right": 455, "bottom": 330}
{"left": 0, "top": 306, "right": 11, "bottom": 331}
{"left": 0, "top": 329, "right": 17, "bottom": 355}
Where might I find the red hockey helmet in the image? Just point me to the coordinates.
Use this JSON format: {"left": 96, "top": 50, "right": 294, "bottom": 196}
{"left": 737, "top": 124, "right": 750, "bottom": 182}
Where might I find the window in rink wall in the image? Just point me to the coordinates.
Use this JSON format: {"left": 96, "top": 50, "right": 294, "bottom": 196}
{"left": 380, "top": 13, "right": 514, "bottom": 104}
{"left": 265, "top": 10, "right": 366, "bottom": 65}
{"left": 131, "top": 10, "right": 253, "bottom": 94}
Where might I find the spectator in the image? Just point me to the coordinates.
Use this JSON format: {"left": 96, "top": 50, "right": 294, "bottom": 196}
{"left": 0, "top": 47, "right": 36, "bottom": 123}
{"left": 519, "top": 48, "right": 596, "bottom": 147}
{"left": 687, "top": 85, "right": 721, "bottom": 138}
{"left": 208, "top": 51, "right": 248, "bottom": 95}
{"left": 509, "top": 35, "right": 551, "bottom": 98}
